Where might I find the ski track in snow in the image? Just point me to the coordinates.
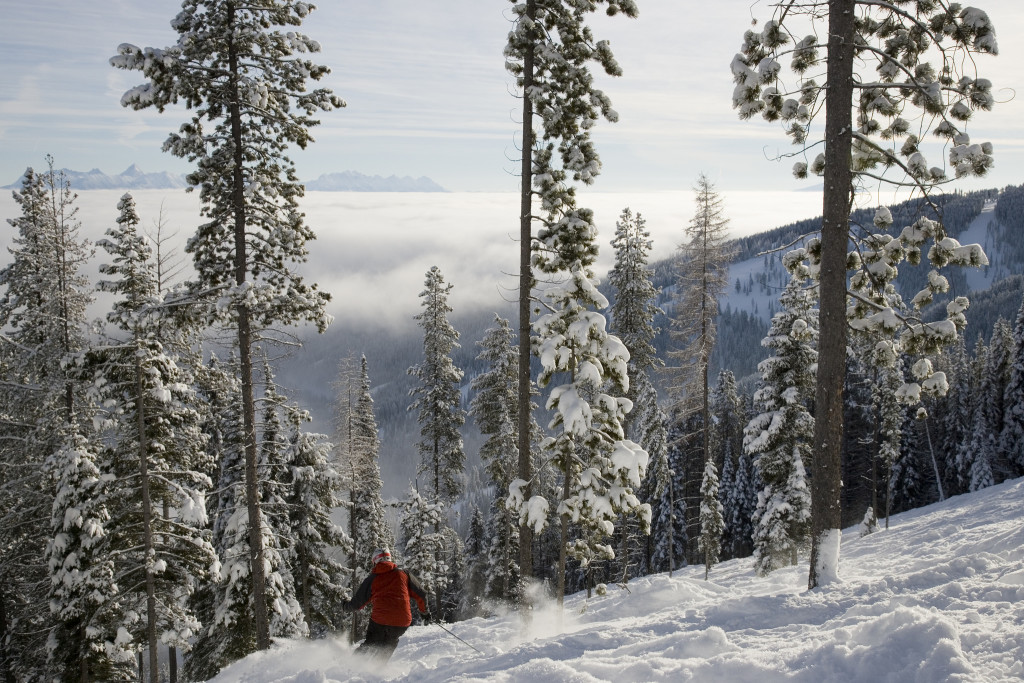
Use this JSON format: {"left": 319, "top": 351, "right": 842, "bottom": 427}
{"left": 210, "top": 477, "right": 1024, "bottom": 683}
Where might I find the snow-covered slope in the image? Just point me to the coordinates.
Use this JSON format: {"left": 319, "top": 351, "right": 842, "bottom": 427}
{"left": 209, "top": 477, "right": 1024, "bottom": 682}
{"left": 961, "top": 200, "right": 999, "bottom": 293}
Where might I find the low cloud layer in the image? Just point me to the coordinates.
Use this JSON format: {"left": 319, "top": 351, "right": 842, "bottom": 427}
{"left": 1, "top": 188, "right": 830, "bottom": 333}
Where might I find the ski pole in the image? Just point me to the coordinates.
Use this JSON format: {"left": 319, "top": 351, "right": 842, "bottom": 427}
{"left": 433, "top": 621, "right": 484, "bottom": 655}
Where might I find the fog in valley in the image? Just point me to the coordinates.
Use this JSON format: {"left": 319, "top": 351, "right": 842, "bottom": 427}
{"left": 1, "top": 186, "right": 828, "bottom": 498}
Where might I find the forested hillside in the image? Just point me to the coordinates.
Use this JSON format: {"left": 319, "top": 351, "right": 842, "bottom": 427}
{"left": 283, "top": 185, "right": 1024, "bottom": 505}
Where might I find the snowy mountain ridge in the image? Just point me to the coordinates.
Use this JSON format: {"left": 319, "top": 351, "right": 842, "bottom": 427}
{"left": 1, "top": 164, "right": 192, "bottom": 191}
{"left": 209, "top": 476, "right": 1024, "bottom": 682}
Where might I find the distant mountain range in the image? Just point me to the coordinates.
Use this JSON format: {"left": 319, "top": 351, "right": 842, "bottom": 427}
{"left": 2, "top": 164, "right": 190, "bottom": 191}
{"left": 3, "top": 166, "right": 447, "bottom": 192}
{"left": 305, "top": 171, "right": 446, "bottom": 192}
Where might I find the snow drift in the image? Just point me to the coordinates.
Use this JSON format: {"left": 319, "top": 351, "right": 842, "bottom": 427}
{"left": 209, "top": 477, "right": 1024, "bottom": 682}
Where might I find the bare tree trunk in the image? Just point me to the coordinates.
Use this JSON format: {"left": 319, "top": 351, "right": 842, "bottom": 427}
{"left": 668, "top": 470, "right": 676, "bottom": 578}
{"left": 137, "top": 355, "right": 159, "bottom": 682}
{"left": 164, "top": 499, "right": 177, "bottom": 683}
{"left": 0, "top": 589, "right": 8, "bottom": 683}
{"left": 808, "top": 0, "right": 855, "bottom": 590}
{"left": 517, "top": 0, "right": 538, "bottom": 599}
{"left": 224, "top": 2, "right": 270, "bottom": 649}
{"left": 924, "top": 417, "right": 945, "bottom": 504}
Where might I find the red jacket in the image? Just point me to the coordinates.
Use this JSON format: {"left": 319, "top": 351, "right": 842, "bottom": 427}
{"left": 347, "top": 561, "right": 428, "bottom": 627}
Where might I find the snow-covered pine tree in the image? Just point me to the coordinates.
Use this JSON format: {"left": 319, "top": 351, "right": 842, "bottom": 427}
{"left": 732, "top": 0, "right": 998, "bottom": 589}
{"left": 399, "top": 486, "right": 447, "bottom": 616}
{"left": 610, "top": 208, "right": 664, "bottom": 432}
{"left": 184, "top": 354, "right": 250, "bottom": 681}
{"left": 45, "top": 433, "right": 134, "bottom": 680}
{"left": 0, "top": 160, "right": 96, "bottom": 680}
{"left": 439, "top": 527, "right": 467, "bottom": 622}
{"left": 253, "top": 362, "right": 308, "bottom": 641}
{"left": 409, "top": 266, "right": 467, "bottom": 506}
{"left": 960, "top": 321, "right": 1011, "bottom": 491}
{"left": 744, "top": 275, "right": 815, "bottom": 576}
{"left": 333, "top": 354, "right": 392, "bottom": 641}
{"left": 982, "top": 319, "right": 1012, "bottom": 481}
{"left": 463, "top": 507, "right": 488, "bottom": 617}
{"left": 953, "top": 336, "right": 986, "bottom": 492}
{"left": 841, "top": 350, "right": 876, "bottom": 526}
{"left": 470, "top": 316, "right": 532, "bottom": 603}
{"left": 942, "top": 337, "right": 973, "bottom": 496}
{"left": 633, "top": 397, "right": 668, "bottom": 577}
{"left": 668, "top": 174, "right": 733, "bottom": 561}
{"left": 609, "top": 207, "right": 665, "bottom": 582}
{"left": 650, "top": 411, "right": 690, "bottom": 576}
{"left": 727, "top": 447, "right": 759, "bottom": 560}
{"left": 505, "top": 0, "right": 638, "bottom": 587}
{"left": 999, "top": 294, "right": 1024, "bottom": 478}
{"left": 891, "top": 406, "right": 927, "bottom": 514}
{"left": 710, "top": 370, "right": 745, "bottom": 561}
{"left": 873, "top": 356, "right": 905, "bottom": 528}
{"left": 282, "top": 401, "right": 351, "bottom": 637}
{"left": 519, "top": 234, "right": 651, "bottom": 604}
{"left": 112, "top": 1, "right": 341, "bottom": 648}
{"left": 408, "top": 266, "right": 465, "bottom": 615}
{"left": 698, "top": 458, "right": 724, "bottom": 580}
{"left": 86, "top": 192, "right": 219, "bottom": 681}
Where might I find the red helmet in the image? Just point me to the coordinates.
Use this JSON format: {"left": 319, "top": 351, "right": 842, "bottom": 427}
{"left": 372, "top": 548, "right": 392, "bottom": 565}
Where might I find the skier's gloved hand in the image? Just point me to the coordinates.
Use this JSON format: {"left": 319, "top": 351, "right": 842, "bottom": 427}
{"left": 421, "top": 612, "right": 431, "bottom": 625}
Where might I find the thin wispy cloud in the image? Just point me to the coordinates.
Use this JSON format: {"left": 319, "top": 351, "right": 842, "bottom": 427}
{"left": 1, "top": 1, "right": 1021, "bottom": 192}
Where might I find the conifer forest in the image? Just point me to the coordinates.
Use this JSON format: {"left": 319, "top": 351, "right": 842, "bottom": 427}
{"left": 1, "top": 1, "right": 1021, "bottom": 681}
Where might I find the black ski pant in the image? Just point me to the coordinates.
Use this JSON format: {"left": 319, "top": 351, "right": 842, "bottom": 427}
{"left": 355, "top": 619, "right": 408, "bottom": 662}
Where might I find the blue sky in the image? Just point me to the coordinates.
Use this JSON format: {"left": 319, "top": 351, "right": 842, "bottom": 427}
{"left": 2, "top": 1, "right": 1022, "bottom": 193}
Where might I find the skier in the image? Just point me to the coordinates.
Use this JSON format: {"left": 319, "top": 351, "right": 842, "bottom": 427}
{"left": 341, "top": 548, "right": 431, "bottom": 662}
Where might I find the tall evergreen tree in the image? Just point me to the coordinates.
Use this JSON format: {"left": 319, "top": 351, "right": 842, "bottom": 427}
{"left": 334, "top": 354, "right": 391, "bottom": 640}
{"left": 408, "top": 267, "right": 465, "bottom": 616}
{"left": 726, "top": 447, "right": 759, "bottom": 560}
{"left": 981, "top": 319, "right": 1012, "bottom": 481}
{"left": 942, "top": 337, "right": 972, "bottom": 496}
{"left": 698, "top": 458, "right": 724, "bottom": 580}
{"left": 184, "top": 355, "right": 251, "bottom": 681}
{"left": 409, "top": 266, "right": 466, "bottom": 506}
{"left": 113, "top": 0, "right": 341, "bottom": 648}
{"left": 45, "top": 433, "right": 134, "bottom": 681}
{"left": 505, "top": 0, "right": 638, "bottom": 590}
{"left": 710, "top": 370, "right": 746, "bottom": 560}
{"left": 463, "top": 507, "right": 488, "bottom": 618}
{"left": 0, "top": 160, "right": 95, "bottom": 680}
{"left": 650, "top": 411, "right": 690, "bottom": 576}
{"left": 399, "top": 486, "right": 446, "bottom": 616}
{"left": 732, "top": 0, "right": 998, "bottom": 588}
{"left": 254, "top": 363, "right": 309, "bottom": 642}
{"left": 872, "top": 356, "right": 905, "bottom": 527}
{"left": 470, "top": 317, "right": 531, "bottom": 603}
{"left": 87, "top": 192, "right": 218, "bottom": 681}
{"left": 960, "top": 322, "right": 1010, "bottom": 491}
{"left": 518, "top": 212, "right": 651, "bottom": 603}
{"left": 281, "top": 403, "right": 350, "bottom": 637}
{"left": 609, "top": 207, "right": 665, "bottom": 581}
{"left": 744, "top": 275, "right": 816, "bottom": 576}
